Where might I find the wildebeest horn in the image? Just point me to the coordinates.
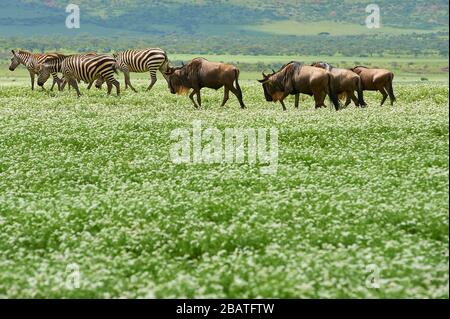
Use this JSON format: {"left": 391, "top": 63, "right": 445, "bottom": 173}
{"left": 271, "top": 69, "right": 276, "bottom": 74}
{"left": 262, "top": 72, "right": 267, "bottom": 78}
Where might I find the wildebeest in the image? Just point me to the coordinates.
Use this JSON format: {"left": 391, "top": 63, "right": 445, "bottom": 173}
{"left": 258, "top": 62, "right": 340, "bottom": 111}
{"left": 311, "top": 62, "right": 366, "bottom": 107}
{"left": 165, "top": 58, "right": 246, "bottom": 109}
{"left": 350, "top": 66, "right": 396, "bottom": 106}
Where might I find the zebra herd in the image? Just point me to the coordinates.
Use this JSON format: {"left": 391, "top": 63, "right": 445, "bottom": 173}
{"left": 9, "top": 48, "right": 169, "bottom": 97}
{"left": 9, "top": 48, "right": 396, "bottom": 110}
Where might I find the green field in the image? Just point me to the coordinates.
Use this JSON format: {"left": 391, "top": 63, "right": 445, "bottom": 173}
{"left": 243, "top": 20, "right": 448, "bottom": 36}
{"left": 0, "top": 76, "right": 448, "bottom": 298}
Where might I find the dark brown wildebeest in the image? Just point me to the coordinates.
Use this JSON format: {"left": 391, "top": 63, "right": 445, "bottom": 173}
{"left": 350, "top": 66, "right": 396, "bottom": 106}
{"left": 311, "top": 62, "right": 366, "bottom": 107}
{"left": 258, "top": 62, "right": 340, "bottom": 111}
{"left": 165, "top": 58, "right": 245, "bottom": 109}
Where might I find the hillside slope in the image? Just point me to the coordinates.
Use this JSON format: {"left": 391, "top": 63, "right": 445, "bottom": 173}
{"left": 11, "top": 0, "right": 450, "bottom": 33}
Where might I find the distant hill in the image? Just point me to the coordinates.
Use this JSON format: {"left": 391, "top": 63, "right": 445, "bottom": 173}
{"left": 5, "top": 0, "right": 449, "bottom": 36}
{"left": 0, "top": 0, "right": 448, "bottom": 58}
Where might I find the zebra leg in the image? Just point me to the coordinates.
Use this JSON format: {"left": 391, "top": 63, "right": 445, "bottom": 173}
{"left": 87, "top": 81, "right": 95, "bottom": 90}
{"left": 60, "top": 78, "right": 67, "bottom": 91}
{"left": 112, "top": 79, "right": 120, "bottom": 96}
{"left": 146, "top": 70, "right": 157, "bottom": 91}
{"left": 29, "top": 70, "right": 35, "bottom": 91}
{"left": 124, "top": 71, "right": 137, "bottom": 92}
{"left": 51, "top": 73, "right": 60, "bottom": 91}
{"left": 69, "top": 78, "right": 81, "bottom": 97}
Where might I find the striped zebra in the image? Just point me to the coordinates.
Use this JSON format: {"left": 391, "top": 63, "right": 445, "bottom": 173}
{"left": 58, "top": 54, "right": 119, "bottom": 97}
{"left": 37, "top": 53, "right": 99, "bottom": 90}
{"left": 95, "top": 48, "right": 169, "bottom": 92}
{"left": 9, "top": 50, "right": 64, "bottom": 90}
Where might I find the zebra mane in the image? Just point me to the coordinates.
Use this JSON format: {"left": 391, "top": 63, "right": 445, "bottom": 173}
{"left": 42, "top": 53, "right": 67, "bottom": 63}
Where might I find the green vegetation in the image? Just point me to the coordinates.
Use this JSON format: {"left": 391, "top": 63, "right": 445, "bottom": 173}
{"left": 0, "top": 80, "right": 448, "bottom": 298}
{"left": 243, "top": 20, "right": 446, "bottom": 36}
{"left": 0, "top": 0, "right": 448, "bottom": 299}
{"left": 0, "top": 1, "right": 448, "bottom": 59}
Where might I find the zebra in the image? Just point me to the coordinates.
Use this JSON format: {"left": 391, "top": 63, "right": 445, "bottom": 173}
{"left": 9, "top": 50, "right": 64, "bottom": 90}
{"left": 37, "top": 53, "right": 99, "bottom": 90}
{"left": 59, "top": 54, "right": 119, "bottom": 97}
{"left": 95, "top": 48, "right": 169, "bottom": 92}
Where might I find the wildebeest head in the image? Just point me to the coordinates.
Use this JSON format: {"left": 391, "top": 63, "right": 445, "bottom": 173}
{"left": 257, "top": 71, "right": 277, "bottom": 102}
{"left": 9, "top": 50, "right": 21, "bottom": 71}
{"left": 165, "top": 63, "right": 190, "bottom": 95}
{"left": 257, "top": 64, "right": 294, "bottom": 102}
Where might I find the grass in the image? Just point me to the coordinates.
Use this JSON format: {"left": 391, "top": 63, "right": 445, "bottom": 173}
{"left": 0, "top": 78, "right": 448, "bottom": 298}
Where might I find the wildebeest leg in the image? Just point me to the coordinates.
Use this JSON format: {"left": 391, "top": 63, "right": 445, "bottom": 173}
{"left": 124, "top": 71, "right": 137, "bottom": 93}
{"left": 349, "top": 92, "right": 359, "bottom": 107}
{"left": 379, "top": 88, "right": 388, "bottom": 106}
{"left": 146, "top": 70, "right": 157, "bottom": 91}
{"left": 229, "top": 87, "right": 246, "bottom": 109}
{"left": 280, "top": 99, "right": 287, "bottom": 111}
{"left": 221, "top": 87, "right": 230, "bottom": 107}
{"left": 196, "top": 90, "right": 202, "bottom": 108}
{"left": 345, "top": 95, "right": 352, "bottom": 107}
{"left": 384, "top": 83, "right": 395, "bottom": 106}
{"left": 189, "top": 91, "right": 199, "bottom": 109}
{"left": 313, "top": 91, "right": 326, "bottom": 109}
{"left": 294, "top": 93, "right": 300, "bottom": 109}
{"left": 70, "top": 78, "right": 81, "bottom": 97}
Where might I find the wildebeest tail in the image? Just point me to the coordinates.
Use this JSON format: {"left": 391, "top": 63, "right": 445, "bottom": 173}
{"left": 355, "top": 77, "right": 366, "bottom": 106}
{"left": 387, "top": 73, "right": 396, "bottom": 102}
{"left": 234, "top": 68, "right": 243, "bottom": 97}
{"left": 327, "top": 73, "right": 340, "bottom": 111}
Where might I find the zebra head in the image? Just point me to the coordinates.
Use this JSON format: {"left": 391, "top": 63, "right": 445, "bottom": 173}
{"left": 9, "top": 50, "right": 22, "bottom": 71}
{"left": 37, "top": 63, "right": 52, "bottom": 87}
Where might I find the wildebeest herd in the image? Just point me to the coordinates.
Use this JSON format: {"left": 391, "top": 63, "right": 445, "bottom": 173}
{"left": 8, "top": 48, "right": 396, "bottom": 111}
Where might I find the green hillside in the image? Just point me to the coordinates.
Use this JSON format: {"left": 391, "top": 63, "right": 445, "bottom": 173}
{"left": 0, "top": 0, "right": 448, "bottom": 75}
{"left": 4, "top": 0, "right": 448, "bottom": 35}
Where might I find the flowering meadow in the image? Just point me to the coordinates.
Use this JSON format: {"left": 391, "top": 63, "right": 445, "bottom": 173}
{"left": 0, "top": 81, "right": 448, "bottom": 298}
